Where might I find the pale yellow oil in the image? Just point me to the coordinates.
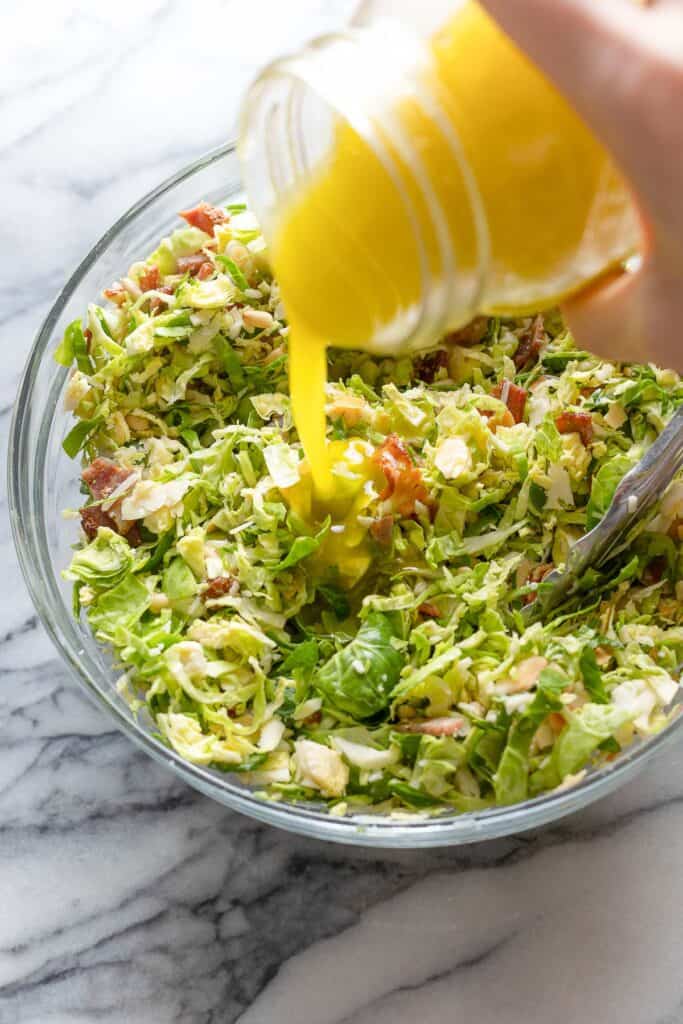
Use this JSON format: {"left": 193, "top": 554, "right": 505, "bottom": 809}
{"left": 271, "top": 1, "right": 636, "bottom": 570}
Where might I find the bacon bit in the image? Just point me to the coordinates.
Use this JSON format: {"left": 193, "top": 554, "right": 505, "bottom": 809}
{"left": 491, "top": 380, "right": 528, "bottom": 424}
{"left": 121, "top": 522, "right": 142, "bottom": 547}
{"left": 373, "top": 434, "right": 436, "bottom": 519}
{"left": 523, "top": 562, "right": 554, "bottom": 605}
{"left": 555, "top": 410, "right": 594, "bottom": 446}
{"left": 103, "top": 282, "right": 127, "bottom": 306}
{"left": 529, "top": 563, "right": 554, "bottom": 583}
{"left": 303, "top": 710, "right": 323, "bottom": 727}
{"left": 643, "top": 557, "right": 667, "bottom": 585}
{"left": 667, "top": 517, "right": 683, "bottom": 542}
{"left": 177, "top": 253, "right": 214, "bottom": 277}
{"left": 548, "top": 712, "right": 566, "bottom": 735}
{"left": 150, "top": 284, "right": 174, "bottom": 315}
{"left": 82, "top": 458, "right": 132, "bottom": 501}
{"left": 479, "top": 405, "right": 515, "bottom": 431}
{"left": 179, "top": 202, "right": 228, "bottom": 236}
{"left": 594, "top": 645, "right": 613, "bottom": 668}
{"left": 138, "top": 264, "right": 160, "bottom": 292}
{"left": 203, "top": 575, "right": 238, "bottom": 600}
{"left": 418, "top": 602, "right": 442, "bottom": 619}
{"left": 369, "top": 514, "right": 394, "bottom": 547}
{"left": 413, "top": 349, "right": 449, "bottom": 383}
{"left": 444, "top": 316, "right": 489, "bottom": 348}
{"left": 80, "top": 505, "right": 118, "bottom": 540}
{"left": 514, "top": 314, "right": 546, "bottom": 370}
{"left": 80, "top": 459, "right": 142, "bottom": 542}
{"left": 396, "top": 716, "right": 464, "bottom": 736}
{"left": 580, "top": 386, "right": 597, "bottom": 399}
{"left": 84, "top": 328, "right": 93, "bottom": 353}
{"left": 79, "top": 505, "right": 141, "bottom": 546}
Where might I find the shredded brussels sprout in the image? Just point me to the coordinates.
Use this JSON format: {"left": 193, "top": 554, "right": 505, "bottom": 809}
{"left": 59, "top": 201, "right": 683, "bottom": 816}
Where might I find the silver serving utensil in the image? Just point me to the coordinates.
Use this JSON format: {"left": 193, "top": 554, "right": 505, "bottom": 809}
{"left": 525, "top": 404, "right": 683, "bottom": 622}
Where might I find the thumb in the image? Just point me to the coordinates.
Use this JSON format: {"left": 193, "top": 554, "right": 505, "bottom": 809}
{"left": 562, "top": 252, "right": 683, "bottom": 373}
{"left": 477, "top": 0, "right": 652, "bottom": 168}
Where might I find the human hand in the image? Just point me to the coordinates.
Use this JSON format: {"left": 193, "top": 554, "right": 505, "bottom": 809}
{"left": 479, "top": 0, "right": 683, "bottom": 371}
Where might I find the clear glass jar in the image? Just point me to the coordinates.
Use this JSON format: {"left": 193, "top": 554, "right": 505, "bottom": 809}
{"left": 239, "top": 0, "right": 640, "bottom": 355}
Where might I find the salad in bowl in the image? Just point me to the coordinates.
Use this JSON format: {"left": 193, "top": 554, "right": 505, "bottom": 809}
{"left": 54, "top": 194, "right": 683, "bottom": 820}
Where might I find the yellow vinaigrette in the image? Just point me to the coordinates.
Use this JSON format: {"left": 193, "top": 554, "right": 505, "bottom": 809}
{"left": 282, "top": 439, "right": 381, "bottom": 586}
{"left": 254, "top": 1, "right": 637, "bottom": 495}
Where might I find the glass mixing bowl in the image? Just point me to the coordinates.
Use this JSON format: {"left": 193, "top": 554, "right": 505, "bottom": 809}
{"left": 8, "top": 142, "right": 682, "bottom": 847}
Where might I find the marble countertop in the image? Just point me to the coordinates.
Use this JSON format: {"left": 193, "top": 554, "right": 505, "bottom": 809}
{"left": 3, "top": 3, "right": 683, "bottom": 1021}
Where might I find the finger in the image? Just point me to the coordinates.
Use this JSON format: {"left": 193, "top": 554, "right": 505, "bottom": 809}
{"left": 562, "top": 256, "right": 683, "bottom": 372}
{"left": 479, "top": 0, "right": 681, "bottom": 253}
{"left": 562, "top": 268, "right": 650, "bottom": 365}
{"left": 477, "top": 0, "right": 652, "bottom": 150}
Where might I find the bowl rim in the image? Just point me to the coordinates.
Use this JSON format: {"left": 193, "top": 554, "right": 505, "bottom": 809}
{"left": 7, "top": 140, "right": 681, "bottom": 847}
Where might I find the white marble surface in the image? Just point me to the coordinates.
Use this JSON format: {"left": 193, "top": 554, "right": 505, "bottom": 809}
{"left": 2, "top": 3, "right": 683, "bottom": 1022}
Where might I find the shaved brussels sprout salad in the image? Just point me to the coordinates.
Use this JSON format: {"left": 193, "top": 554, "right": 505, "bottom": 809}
{"left": 58, "top": 200, "right": 683, "bottom": 816}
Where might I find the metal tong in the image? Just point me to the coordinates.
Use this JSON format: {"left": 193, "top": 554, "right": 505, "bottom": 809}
{"left": 525, "top": 404, "right": 683, "bottom": 622}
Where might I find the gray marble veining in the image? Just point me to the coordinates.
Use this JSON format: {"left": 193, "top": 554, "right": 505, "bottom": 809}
{"left": 2, "top": 3, "right": 683, "bottom": 1022}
